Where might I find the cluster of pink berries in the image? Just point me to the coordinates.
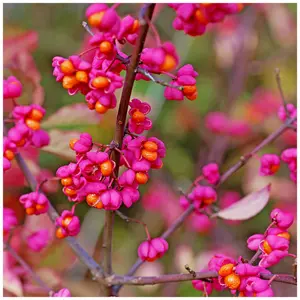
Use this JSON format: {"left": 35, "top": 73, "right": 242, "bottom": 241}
{"left": 260, "top": 148, "right": 297, "bottom": 183}
{"left": 192, "top": 208, "right": 294, "bottom": 297}
{"left": 3, "top": 76, "right": 50, "bottom": 172}
{"left": 51, "top": 3, "right": 210, "bottom": 111}
{"left": 179, "top": 163, "right": 219, "bottom": 228}
{"left": 51, "top": 96, "right": 165, "bottom": 239}
{"left": 169, "top": 3, "right": 245, "bottom": 36}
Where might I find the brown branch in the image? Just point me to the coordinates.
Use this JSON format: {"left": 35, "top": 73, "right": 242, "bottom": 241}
{"left": 102, "top": 3, "right": 156, "bottom": 295}
{"left": 105, "top": 270, "right": 296, "bottom": 287}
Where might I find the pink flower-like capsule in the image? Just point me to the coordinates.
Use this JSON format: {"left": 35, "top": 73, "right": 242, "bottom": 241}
{"left": 52, "top": 288, "right": 71, "bottom": 297}
{"left": 141, "top": 41, "right": 179, "bottom": 73}
{"left": 259, "top": 154, "right": 280, "bottom": 176}
{"left": 270, "top": 208, "right": 294, "bottom": 230}
{"left": 128, "top": 99, "right": 152, "bottom": 134}
{"left": 281, "top": 148, "right": 297, "bottom": 172}
{"left": 89, "top": 69, "right": 123, "bottom": 94}
{"left": 121, "top": 186, "right": 140, "bottom": 208}
{"left": 179, "top": 195, "right": 190, "bottom": 210}
{"left": 86, "top": 4, "right": 120, "bottom": 34}
{"left": 234, "top": 263, "right": 263, "bottom": 277}
{"left": 26, "top": 229, "right": 50, "bottom": 252}
{"left": 8, "top": 123, "right": 31, "bottom": 148}
{"left": 89, "top": 32, "right": 116, "bottom": 60}
{"left": 12, "top": 104, "right": 46, "bottom": 131}
{"left": 189, "top": 185, "right": 217, "bottom": 208}
{"left": 117, "top": 15, "right": 140, "bottom": 44}
{"left": 245, "top": 277, "right": 271, "bottom": 294}
{"left": 260, "top": 234, "right": 290, "bottom": 254}
{"left": 208, "top": 254, "right": 236, "bottom": 272}
{"left": 170, "top": 4, "right": 208, "bottom": 36}
{"left": 3, "top": 208, "right": 18, "bottom": 236}
{"left": 85, "top": 151, "right": 115, "bottom": 177}
{"left": 259, "top": 249, "right": 289, "bottom": 268}
{"left": 3, "top": 137, "right": 17, "bottom": 171}
{"left": 3, "top": 76, "right": 23, "bottom": 99}
{"left": 101, "top": 189, "right": 122, "bottom": 210}
{"left": 138, "top": 237, "right": 169, "bottom": 262}
{"left": 30, "top": 129, "right": 50, "bottom": 148}
{"left": 19, "top": 192, "right": 49, "bottom": 215}
{"left": 278, "top": 103, "right": 297, "bottom": 123}
{"left": 55, "top": 210, "right": 80, "bottom": 239}
{"left": 84, "top": 182, "right": 107, "bottom": 209}
{"left": 202, "top": 163, "right": 220, "bottom": 184}
{"left": 247, "top": 234, "right": 264, "bottom": 251}
{"left": 85, "top": 89, "right": 117, "bottom": 112}
{"left": 164, "top": 64, "right": 198, "bottom": 101}
{"left": 127, "top": 136, "right": 166, "bottom": 169}
{"left": 204, "top": 112, "right": 229, "bottom": 134}
{"left": 52, "top": 55, "right": 91, "bottom": 95}
{"left": 69, "top": 133, "right": 93, "bottom": 154}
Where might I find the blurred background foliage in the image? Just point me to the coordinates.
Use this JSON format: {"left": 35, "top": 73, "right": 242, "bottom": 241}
{"left": 3, "top": 3, "right": 297, "bottom": 297}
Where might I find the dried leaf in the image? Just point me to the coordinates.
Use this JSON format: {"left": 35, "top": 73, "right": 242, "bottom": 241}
{"left": 42, "top": 103, "right": 101, "bottom": 129}
{"left": 211, "top": 184, "right": 271, "bottom": 220}
{"left": 41, "top": 130, "right": 79, "bottom": 161}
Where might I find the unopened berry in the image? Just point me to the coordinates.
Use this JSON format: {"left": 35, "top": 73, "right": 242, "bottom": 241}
{"left": 62, "top": 75, "right": 79, "bottom": 89}
{"left": 95, "top": 102, "right": 108, "bottom": 114}
{"left": 141, "top": 149, "right": 158, "bottom": 162}
{"left": 64, "top": 188, "right": 77, "bottom": 197}
{"left": 4, "top": 149, "right": 15, "bottom": 161}
{"left": 99, "top": 41, "right": 113, "bottom": 54}
{"left": 88, "top": 11, "right": 105, "bottom": 27}
{"left": 69, "top": 138, "right": 78, "bottom": 150}
{"left": 25, "top": 119, "right": 40, "bottom": 131}
{"left": 218, "top": 263, "right": 235, "bottom": 277}
{"left": 224, "top": 273, "right": 241, "bottom": 290}
{"left": 262, "top": 240, "right": 272, "bottom": 254}
{"left": 135, "top": 172, "right": 148, "bottom": 184}
{"left": 143, "top": 141, "right": 158, "bottom": 152}
{"left": 60, "top": 60, "right": 75, "bottom": 75}
{"left": 132, "top": 110, "right": 146, "bottom": 123}
{"left": 28, "top": 109, "right": 44, "bottom": 121}
{"left": 92, "top": 76, "right": 110, "bottom": 89}
{"left": 100, "top": 160, "right": 114, "bottom": 177}
{"left": 75, "top": 71, "right": 89, "bottom": 83}
{"left": 61, "top": 177, "right": 73, "bottom": 186}
{"left": 160, "top": 54, "right": 177, "bottom": 72}
{"left": 56, "top": 227, "right": 67, "bottom": 239}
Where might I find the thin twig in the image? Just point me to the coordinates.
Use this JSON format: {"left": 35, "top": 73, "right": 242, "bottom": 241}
{"left": 275, "top": 68, "right": 289, "bottom": 117}
{"left": 137, "top": 67, "right": 182, "bottom": 90}
{"left": 105, "top": 270, "right": 296, "bottom": 286}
